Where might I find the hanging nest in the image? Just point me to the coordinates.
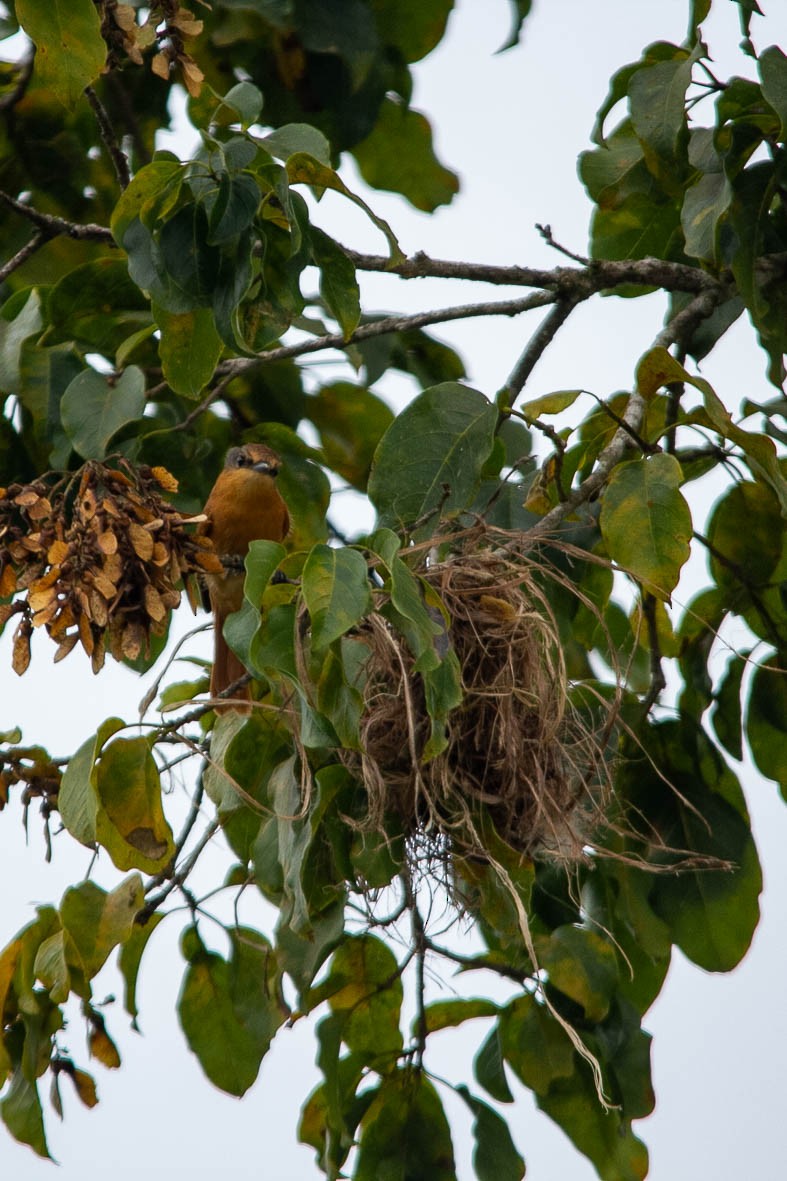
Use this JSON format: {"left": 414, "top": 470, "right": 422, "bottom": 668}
{"left": 340, "top": 529, "right": 618, "bottom": 866}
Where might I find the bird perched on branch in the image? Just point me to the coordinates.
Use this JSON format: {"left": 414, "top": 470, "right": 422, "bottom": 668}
{"left": 200, "top": 443, "right": 289, "bottom": 711}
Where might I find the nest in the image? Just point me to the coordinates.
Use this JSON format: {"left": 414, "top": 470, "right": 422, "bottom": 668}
{"left": 343, "top": 532, "right": 616, "bottom": 866}
{"left": 0, "top": 460, "right": 221, "bottom": 673}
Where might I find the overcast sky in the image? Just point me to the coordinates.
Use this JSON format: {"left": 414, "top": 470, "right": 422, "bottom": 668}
{"left": 2, "top": 2, "right": 787, "bottom": 1179}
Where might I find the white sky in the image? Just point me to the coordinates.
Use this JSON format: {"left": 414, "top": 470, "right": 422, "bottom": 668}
{"left": 2, "top": 2, "right": 787, "bottom": 1179}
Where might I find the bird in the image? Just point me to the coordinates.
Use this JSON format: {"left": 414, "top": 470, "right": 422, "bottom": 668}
{"left": 200, "top": 443, "right": 289, "bottom": 712}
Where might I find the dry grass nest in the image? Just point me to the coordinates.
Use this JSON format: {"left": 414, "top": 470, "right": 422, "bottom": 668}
{"left": 341, "top": 528, "right": 619, "bottom": 868}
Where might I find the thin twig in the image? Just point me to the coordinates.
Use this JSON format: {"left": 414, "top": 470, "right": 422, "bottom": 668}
{"left": 85, "top": 85, "right": 131, "bottom": 190}
{"left": 139, "top": 816, "right": 221, "bottom": 918}
{"left": 0, "top": 231, "right": 45, "bottom": 284}
{"left": 498, "top": 296, "right": 581, "bottom": 411}
{"left": 640, "top": 594, "right": 666, "bottom": 714}
{"left": 536, "top": 223, "right": 590, "bottom": 265}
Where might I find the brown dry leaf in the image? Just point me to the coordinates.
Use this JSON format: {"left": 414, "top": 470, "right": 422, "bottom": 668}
{"left": 112, "top": 3, "right": 137, "bottom": 31}
{"left": 47, "top": 539, "right": 70, "bottom": 564}
{"left": 0, "top": 601, "right": 18, "bottom": 627}
{"left": 143, "top": 584, "right": 166, "bottom": 622}
{"left": 78, "top": 612, "right": 95, "bottom": 656}
{"left": 54, "top": 633, "right": 79, "bottom": 663}
{"left": 28, "top": 584, "right": 57, "bottom": 614}
{"left": 29, "top": 567, "right": 61, "bottom": 593}
{"left": 121, "top": 621, "right": 143, "bottom": 661}
{"left": 180, "top": 55, "right": 204, "bottom": 97}
{"left": 89, "top": 590, "right": 108, "bottom": 628}
{"left": 88, "top": 1026, "right": 121, "bottom": 1070}
{"left": 0, "top": 564, "right": 17, "bottom": 596}
{"left": 97, "top": 530, "right": 118, "bottom": 555}
{"left": 91, "top": 631, "right": 106, "bottom": 674}
{"left": 172, "top": 16, "right": 204, "bottom": 37}
{"left": 13, "top": 490, "right": 40, "bottom": 508}
{"left": 12, "top": 620, "right": 31, "bottom": 675}
{"left": 151, "top": 51, "right": 170, "bottom": 80}
{"left": 80, "top": 489, "right": 97, "bottom": 521}
{"left": 101, "top": 497, "right": 121, "bottom": 519}
{"left": 151, "top": 542, "right": 169, "bottom": 567}
{"left": 92, "top": 571, "right": 118, "bottom": 601}
{"left": 159, "top": 587, "right": 181, "bottom": 610}
{"left": 102, "top": 553, "right": 123, "bottom": 584}
{"left": 32, "top": 599, "right": 60, "bottom": 629}
{"left": 70, "top": 1069, "right": 99, "bottom": 1110}
{"left": 151, "top": 466, "right": 179, "bottom": 493}
{"left": 128, "top": 522, "right": 154, "bottom": 561}
{"left": 21, "top": 533, "right": 43, "bottom": 552}
{"left": 0, "top": 770, "right": 10, "bottom": 810}
{"left": 27, "top": 497, "right": 52, "bottom": 521}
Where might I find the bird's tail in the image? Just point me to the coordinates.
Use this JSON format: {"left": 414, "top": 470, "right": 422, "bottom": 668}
{"left": 211, "top": 613, "right": 252, "bottom": 715}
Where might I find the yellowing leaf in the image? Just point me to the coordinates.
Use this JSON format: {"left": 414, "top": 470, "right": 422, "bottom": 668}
{"left": 17, "top": 0, "right": 105, "bottom": 108}
{"left": 600, "top": 453, "right": 691, "bottom": 600}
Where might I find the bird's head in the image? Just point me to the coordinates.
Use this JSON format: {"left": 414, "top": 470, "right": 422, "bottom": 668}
{"left": 224, "top": 443, "right": 282, "bottom": 480}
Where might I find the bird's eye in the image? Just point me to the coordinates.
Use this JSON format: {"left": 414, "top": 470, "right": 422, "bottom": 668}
{"left": 235, "top": 452, "right": 250, "bottom": 467}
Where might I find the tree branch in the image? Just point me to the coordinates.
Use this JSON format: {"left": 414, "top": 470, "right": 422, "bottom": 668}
{"left": 0, "top": 191, "right": 114, "bottom": 243}
{"left": 341, "top": 246, "right": 719, "bottom": 295}
{"left": 525, "top": 287, "right": 723, "bottom": 538}
{"left": 0, "top": 231, "right": 46, "bottom": 284}
{"left": 498, "top": 295, "right": 581, "bottom": 410}
{"left": 85, "top": 85, "right": 131, "bottom": 190}
{"left": 219, "top": 292, "right": 557, "bottom": 380}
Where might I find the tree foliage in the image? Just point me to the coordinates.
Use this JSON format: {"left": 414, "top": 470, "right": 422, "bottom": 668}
{"left": 0, "top": 1, "right": 786, "bottom": 1178}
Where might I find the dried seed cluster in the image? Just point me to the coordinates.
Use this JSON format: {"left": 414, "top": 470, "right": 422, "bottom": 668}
{"left": 100, "top": 0, "right": 205, "bottom": 96}
{"left": 0, "top": 461, "right": 222, "bottom": 674}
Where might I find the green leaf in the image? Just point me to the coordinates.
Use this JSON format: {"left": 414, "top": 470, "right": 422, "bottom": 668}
{"left": 370, "top": 0, "right": 453, "bottom": 63}
{"left": 17, "top": 0, "right": 105, "bottom": 108}
{"left": 499, "top": 993, "right": 574, "bottom": 1095}
{"left": 418, "top": 998, "right": 499, "bottom": 1036}
{"left": 681, "top": 171, "right": 732, "bottom": 261}
{"left": 178, "top": 925, "right": 285, "bottom": 1096}
{"left": 59, "top": 876, "right": 143, "bottom": 979}
{"left": 46, "top": 260, "right": 151, "bottom": 353}
{"left": 628, "top": 50, "right": 694, "bottom": 164}
{"left": 1, "top": 1069, "right": 50, "bottom": 1158}
{"left": 260, "top": 123, "right": 331, "bottom": 165}
{"left": 519, "top": 389, "right": 582, "bottom": 418}
{"left": 152, "top": 303, "right": 223, "bottom": 398}
{"left": 327, "top": 934, "right": 404, "bottom": 1060}
{"left": 600, "top": 453, "right": 691, "bottom": 599}
{"left": 368, "top": 383, "right": 497, "bottom": 535}
{"left": 244, "top": 539, "right": 288, "bottom": 607}
{"left": 711, "top": 652, "right": 746, "bottom": 761}
{"left": 355, "top": 1070, "right": 456, "bottom": 1181}
{"left": 624, "top": 719, "right": 762, "bottom": 972}
{"left": 287, "top": 152, "right": 404, "bottom": 263}
{"left": 760, "top": 46, "right": 787, "bottom": 140}
{"left": 216, "top": 81, "right": 264, "bottom": 128}
{"left": 61, "top": 366, "right": 146, "bottom": 460}
{"left": 111, "top": 159, "right": 184, "bottom": 246}
{"left": 306, "top": 382, "right": 394, "bottom": 490}
{"left": 57, "top": 717, "right": 125, "bottom": 848}
{"left": 353, "top": 98, "right": 459, "bottom": 213}
{"left": 94, "top": 736, "right": 175, "bottom": 873}
{"left": 537, "top": 1063, "right": 649, "bottom": 1181}
{"left": 474, "top": 1026, "right": 514, "bottom": 1103}
{"left": 302, "top": 544, "right": 371, "bottom": 649}
{"left": 540, "top": 925, "right": 619, "bottom": 1023}
{"left": 747, "top": 653, "right": 787, "bottom": 789}
{"left": 206, "top": 172, "right": 260, "bottom": 245}
{"left": 455, "top": 1085, "right": 525, "bottom": 1181}
{"left": 118, "top": 912, "right": 164, "bottom": 1026}
{"left": 310, "top": 227, "right": 361, "bottom": 339}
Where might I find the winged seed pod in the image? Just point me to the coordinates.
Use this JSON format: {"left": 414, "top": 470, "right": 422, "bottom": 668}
{"left": 0, "top": 461, "right": 222, "bottom": 672}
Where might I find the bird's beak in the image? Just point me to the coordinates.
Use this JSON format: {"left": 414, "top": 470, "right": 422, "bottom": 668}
{"left": 252, "top": 461, "right": 278, "bottom": 476}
